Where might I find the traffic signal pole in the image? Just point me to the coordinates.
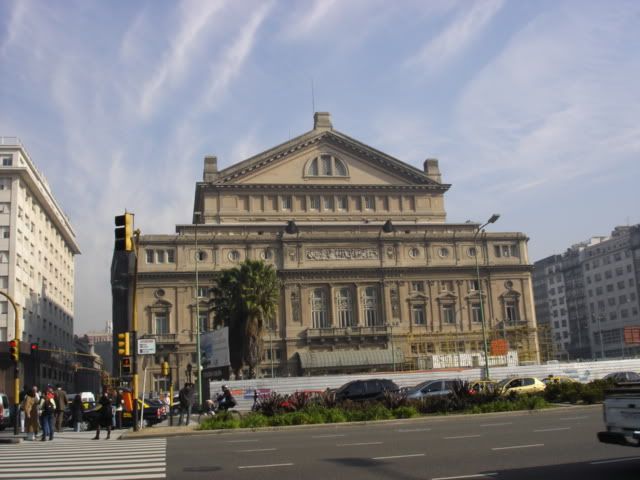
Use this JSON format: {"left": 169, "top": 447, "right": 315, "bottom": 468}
{"left": 0, "top": 291, "right": 21, "bottom": 436}
{"left": 132, "top": 228, "right": 141, "bottom": 431}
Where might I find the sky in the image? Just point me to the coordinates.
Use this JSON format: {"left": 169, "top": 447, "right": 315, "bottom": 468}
{"left": 1, "top": 0, "right": 639, "bottom": 334}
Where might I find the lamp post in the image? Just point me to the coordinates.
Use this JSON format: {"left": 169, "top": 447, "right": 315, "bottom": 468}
{"left": 473, "top": 214, "right": 500, "bottom": 380}
{"left": 593, "top": 311, "right": 605, "bottom": 360}
{"left": 194, "top": 211, "right": 203, "bottom": 406}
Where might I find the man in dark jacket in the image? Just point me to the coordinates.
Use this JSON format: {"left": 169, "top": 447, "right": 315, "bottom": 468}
{"left": 178, "top": 383, "right": 194, "bottom": 426}
{"left": 54, "top": 385, "right": 68, "bottom": 432}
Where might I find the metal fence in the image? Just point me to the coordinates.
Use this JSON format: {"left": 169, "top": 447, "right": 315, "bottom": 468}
{"left": 209, "top": 358, "right": 640, "bottom": 411}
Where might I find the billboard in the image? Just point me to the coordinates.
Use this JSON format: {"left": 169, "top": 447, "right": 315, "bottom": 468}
{"left": 201, "top": 327, "right": 230, "bottom": 369}
{"left": 624, "top": 326, "right": 640, "bottom": 345}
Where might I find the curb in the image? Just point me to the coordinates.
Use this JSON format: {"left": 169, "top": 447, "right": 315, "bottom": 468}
{"left": 0, "top": 437, "right": 23, "bottom": 444}
{"left": 119, "top": 403, "right": 601, "bottom": 440}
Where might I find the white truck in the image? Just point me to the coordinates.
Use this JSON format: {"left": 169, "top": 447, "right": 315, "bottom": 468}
{"left": 598, "top": 382, "right": 640, "bottom": 447}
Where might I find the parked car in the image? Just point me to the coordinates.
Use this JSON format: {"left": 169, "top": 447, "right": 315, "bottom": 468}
{"left": 603, "top": 371, "right": 640, "bottom": 383}
{"left": 335, "top": 379, "right": 399, "bottom": 402}
{"left": 67, "top": 392, "right": 96, "bottom": 409}
{"left": 0, "top": 393, "right": 10, "bottom": 430}
{"left": 598, "top": 380, "right": 640, "bottom": 447}
{"left": 469, "top": 380, "right": 499, "bottom": 394}
{"left": 497, "top": 377, "right": 546, "bottom": 395}
{"left": 406, "top": 379, "right": 462, "bottom": 400}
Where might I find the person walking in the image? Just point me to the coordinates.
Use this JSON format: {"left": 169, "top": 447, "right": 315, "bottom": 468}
{"left": 54, "top": 385, "right": 68, "bottom": 433}
{"left": 114, "top": 389, "right": 124, "bottom": 429}
{"left": 39, "top": 386, "right": 56, "bottom": 441}
{"left": 22, "top": 387, "right": 39, "bottom": 441}
{"left": 178, "top": 383, "right": 194, "bottom": 426}
{"left": 93, "top": 387, "right": 113, "bottom": 440}
{"left": 71, "top": 394, "right": 84, "bottom": 432}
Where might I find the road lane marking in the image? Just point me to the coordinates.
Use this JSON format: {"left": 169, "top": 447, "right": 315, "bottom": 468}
{"left": 312, "top": 434, "right": 346, "bottom": 438}
{"left": 558, "top": 416, "right": 588, "bottom": 421}
{"left": 236, "top": 448, "right": 277, "bottom": 452}
{"left": 225, "top": 439, "right": 259, "bottom": 443}
{"left": 373, "top": 453, "right": 425, "bottom": 460}
{"left": 590, "top": 457, "right": 640, "bottom": 465}
{"left": 444, "top": 435, "right": 482, "bottom": 439}
{"left": 534, "top": 427, "right": 571, "bottom": 432}
{"left": 480, "top": 422, "right": 513, "bottom": 427}
{"left": 432, "top": 474, "right": 497, "bottom": 480}
{"left": 238, "top": 463, "right": 294, "bottom": 469}
{"left": 397, "top": 428, "right": 432, "bottom": 432}
{"left": 337, "top": 442, "right": 383, "bottom": 446}
{"left": 492, "top": 443, "right": 544, "bottom": 451}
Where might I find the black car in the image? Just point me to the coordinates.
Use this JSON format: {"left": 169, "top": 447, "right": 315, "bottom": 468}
{"left": 603, "top": 371, "right": 640, "bottom": 383}
{"left": 335, "top": 379, "right": 399, "bottom": 402}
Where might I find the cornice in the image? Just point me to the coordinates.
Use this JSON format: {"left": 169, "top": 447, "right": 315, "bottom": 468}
{"left": 200, "top": 183, "right": 449, "bottom": 192}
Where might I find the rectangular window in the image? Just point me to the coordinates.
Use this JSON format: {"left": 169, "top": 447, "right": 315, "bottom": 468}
{"left": 0, "top": 178, "right": 10, "bottom": 190}
{"left": 145, "top": 249, "right": 154, "bottom": 263}
{"left": 364, "top": 196, "right": 375, "bottom": 210}
{"left": 0, "top": 251, "right": 8, "bottom": 263}
{"left": 471, "top": 303, "right": 482, "bottom": 323}
{"left": 336, "top": 196, "right": 347, "bottom": 210}
{"left": 154, "top": 313, "right": 169, "bottom": 334}
{"left": 197, "top": 286, "right": 208, "bottom": 298}
{"left": 166, "top": 250, "right": 175, "bottom": 263}
{"left": 156, "top": 250, "right": 166, "bottom": 263}
{"left": 441, "top": 304, "right": 455, "bottom": 325}
{"left": 1, "top": 156, "right": 12, "bottom": 166}
{"left": 0, "top": 226, "right": 9, "bottom": 239}
{"left": 309, "top": 196, "right": 320, "bottom": 210}
{"left": 411, "top": 281, "right": 424, "bottom": 292}
{"left": 412, "top": 305, "right": 426, "bottom": 325}
{"left": 468, "top": 279, "right": 480, "bottom": 291}
{"left": 0, "top": 203, "right": 9, "bottom": 214}
{"left": 323, "top": 196, "right": 334, "bottom": 210}
{"left": 505, "top": 300, "right": 518, "bottom": 323}
{"left": 281, "top": 195, "right": 292, "bottom": 210}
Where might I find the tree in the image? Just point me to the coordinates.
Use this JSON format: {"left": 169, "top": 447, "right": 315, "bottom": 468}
{"left": 212, "top": 260, "right": 280, "bottom": 379}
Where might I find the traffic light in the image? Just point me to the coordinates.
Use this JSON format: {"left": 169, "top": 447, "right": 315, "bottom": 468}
{"left": 121, "top": 357, "right": 132, "bottom": 375}
{"left": 161, "top": 361, "right": 170, "bottom": 377}
{"left": 117, "top": 332, "right": 130, "bottom": 356}
{"left": 8, "top": 339, "right": 19, "bottom": 362}
{"left": 114, "top": 213, "right": 134, "bottom": 251}
{"left": 30, "top": 342, "right": 38, "bottom": 353}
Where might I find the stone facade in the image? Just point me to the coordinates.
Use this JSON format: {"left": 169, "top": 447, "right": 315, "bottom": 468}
{"left": 129, "top": 113, "right": 539, "bottom": 387}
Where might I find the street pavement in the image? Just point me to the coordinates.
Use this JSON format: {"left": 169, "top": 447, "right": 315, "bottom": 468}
{"left": 0, "top": 430, "right": 167, "bottom": 480}
{"left": 166, "top": 405, "right": 640, "bottom": 480}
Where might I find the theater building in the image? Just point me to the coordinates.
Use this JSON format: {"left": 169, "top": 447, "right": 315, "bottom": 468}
{"left": 123, "top": 113, "right": 539, "bottom": 387}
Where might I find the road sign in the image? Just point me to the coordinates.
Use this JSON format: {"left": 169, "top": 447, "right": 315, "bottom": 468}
{"left": 137, "top": 338, "right": 156, "bottom": 355}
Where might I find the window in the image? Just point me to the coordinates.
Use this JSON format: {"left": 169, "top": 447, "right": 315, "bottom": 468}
{"left": 336, "top": 288, "right": 355, "bottom": 328}
{"left": 439, "top": 247, "right": 450, "bottom": 258}
{"left": 409, "top": 247, "right": 420, "bottom": 258}
{"left": 311, "top": 289, "right": 329, "bottom": 328}
{"left": 198, "top": 312, "right": 208, "bottom": 332}
{"left": 335, "top": 159, "right": 347, "bottom": 176}
{"left": 412, "top": 304, "right": 426, "bottom": 325}
{"left": 504, "top": 299, "right": 519, "bottom": 323}
{"left": 411, "top": 281, "right": 424, "bottom": 292}
{"left": 364, "top": 286, "right": 380, "bottom": 326}
{"left": 468, "top": 247, "right": 477, "bottom": 257}
{"left": 156, "top": 250, "right": 166, "bottom": 263}
{"left": 337, "top": 196, "right": 347, "bottom": 210}
{"left": 228, "top": 250, "right": 240, "bottom": 262}
{"left": 0, "top": 178, "right": 10, "bottom": 190}
{"left": 0, "top": 203, "right": 9, "bottom": 214}
{"left": 1, "top": 156, "right": 12, "bottom": 166}
{"left": 0, "top": 226, "right": 9, "bottom": 239}
{"left": 154, "top": 312, "right": 169, "bottom": 334}
{"left": 364, "top": 196, "right": 375, "bottom": 210}
{"left": 468, "top": 279, "right": 480, "bottom": 291}
{"left": 441, "top": 304, "right": 455, "bottom": 325}
{"left": 323, "top": 196, "right": 334, "bottom": 210}
{"left": 321, "top": 155, "right": 332, "bottom": 175}
{"left": 309, "top": 196, "right": 320, "bottom": 210}
{"left": 281, "top": 195, "right": 292, "bottom": 210}
{"left": 495, "top": 244, "right": 518, "bottom": 257}
{"left": 471, "top": 303, "right": 482, "bottom": 323}
{"left": 197, "top": 286, "right": 208, "bottom": 298}
{"left": 166, "top": 250, "right": 175, "bottom": 263}
{"left": 146, "top": 250, "right": 154, "bottom": 263}
{"left": 440, "top": 280, "right": 453, "bottom": 292}
{"left": 306, "top": 155, "right": 348, "bottom": 177}
{"left": 0, "top": 251, "right": 8, "bottom": 263}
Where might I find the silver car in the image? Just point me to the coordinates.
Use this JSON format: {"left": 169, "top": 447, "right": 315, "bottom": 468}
{"left": 406, "top": 379, "right": 462, "bottom": 400}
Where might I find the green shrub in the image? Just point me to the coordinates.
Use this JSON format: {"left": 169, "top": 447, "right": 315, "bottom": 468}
{"left": 240, "top": 413, "right": 270, "bottom": 429}
{"left": 198, "top": 411, "right": 240, "bottom": 430}
{"left": 322, "top": 407, "right": 347, "bottom": 423}
{"left": 393, "top": 406, "right": 419, "bottom": 418}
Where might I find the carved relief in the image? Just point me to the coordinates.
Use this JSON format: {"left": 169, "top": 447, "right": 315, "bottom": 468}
{"left": 390, "top": 285, "right": 400, "bottom": 318}
{"left": 291, "top": 290, "right": 301, "bottom": 323}
{"left": 305, "top": 247, "right": 378, "bottom": 261}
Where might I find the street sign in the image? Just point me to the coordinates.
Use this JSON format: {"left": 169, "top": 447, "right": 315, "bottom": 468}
{"left": 137, "top": 338, "right": 156, "bottom": 355}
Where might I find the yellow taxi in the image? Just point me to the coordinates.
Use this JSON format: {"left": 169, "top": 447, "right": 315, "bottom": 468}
{"left": 497, "top": 376, "right": 546, "bottom": 395}
{"left": 542, "top": 375, "right": 577, "bottom": 386}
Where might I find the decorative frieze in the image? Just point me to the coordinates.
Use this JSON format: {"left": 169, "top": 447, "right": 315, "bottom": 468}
{"left": 305, "top": 247, "right": 379, "bottom": 261}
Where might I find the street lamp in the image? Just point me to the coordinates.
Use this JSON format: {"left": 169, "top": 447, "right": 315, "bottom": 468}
{"left": 473, "top": 214, "right": 500, "bottom": 380}
{"left": 194, "top": 211, "right": 203, "bottom": 406}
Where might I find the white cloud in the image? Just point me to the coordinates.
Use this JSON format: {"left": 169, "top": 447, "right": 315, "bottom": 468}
{"left": 282, "top": 0, "right": 338, "bottom": 39}
{"left": 405, "top": 0, "right": 504, "bottom": 73}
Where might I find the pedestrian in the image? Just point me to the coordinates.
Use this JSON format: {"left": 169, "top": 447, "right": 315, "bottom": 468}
{"left": 22, "top": 386, "right": 39, "bottom": 441}
{"left": 93, "top": 386, "right": 112, "bottom": 440}
{"left": 178, "top": 383, "right": 194, "bottom": 426}
{"left": 71, "top": 394, "right": 84, "bottom": 432}
{"left": 39, "top": 386, "right": 56, "bottom": 441}
{"left": 216, "top": 385, "right": 237, "bottom": 411}
{"left": 114, "top": 389, "right": 124, "bottom": 429}
{"left": 54, "top": 385, "right": 68, "bottom": 433}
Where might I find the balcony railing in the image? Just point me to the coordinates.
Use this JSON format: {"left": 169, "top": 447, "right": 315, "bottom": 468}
{"left": 142, "top": 333, "right": 178, "bottom": 343}
{"left": 306, "top": 325, "right": 390, "bottom": 339}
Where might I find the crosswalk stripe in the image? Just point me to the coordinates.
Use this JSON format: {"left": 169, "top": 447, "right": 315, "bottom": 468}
{"left": 0, "top": 469, "right": 166, "bottom": 479}
{"left": 0, "top": 451, "right": 166, "bottom": 459}
{"left": 0, "top": 459, "right": 166, "bottom": 467}
{"left": 0, "top": 464, "right": 166, "bottom": 472}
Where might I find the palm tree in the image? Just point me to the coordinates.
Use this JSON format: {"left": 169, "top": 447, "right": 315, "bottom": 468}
{"left": 212, "top": 260, "right": 280, "bottom": 379}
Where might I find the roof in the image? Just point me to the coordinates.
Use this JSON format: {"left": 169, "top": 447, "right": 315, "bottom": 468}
{"left": 296, "top": 349, "right": 404, "bottom": 370}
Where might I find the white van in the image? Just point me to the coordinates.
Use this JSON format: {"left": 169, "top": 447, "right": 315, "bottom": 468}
{"left": 0, "top": 393, "right": 10, "bottom": 430}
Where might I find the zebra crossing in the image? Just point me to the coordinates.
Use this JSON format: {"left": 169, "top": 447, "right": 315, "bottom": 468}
{"left": 0, "top": 433, "right": 166, "bottom": 480}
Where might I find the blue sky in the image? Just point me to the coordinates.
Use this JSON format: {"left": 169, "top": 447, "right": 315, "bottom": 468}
{"left": 1, "top": 0, "right": 639, "bottom": 333}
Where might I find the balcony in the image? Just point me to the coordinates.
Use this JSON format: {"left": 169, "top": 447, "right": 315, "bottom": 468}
{"left": 142, "top": 333, "right": 178, "bottom": 344}
{"left": 305, "top": 325, "right": 390, "bottom": 344}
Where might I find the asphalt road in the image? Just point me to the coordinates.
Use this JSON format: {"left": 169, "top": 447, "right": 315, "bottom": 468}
{"left": 167, "top": 405, "right": 640, "bottom": 480}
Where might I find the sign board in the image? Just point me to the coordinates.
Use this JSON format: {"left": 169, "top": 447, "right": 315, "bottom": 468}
{"left": 624, "top": 326, "right": 640, "bottom": 345}
{"left": 490, "top": 339, "right": 509, "bottom": 356}
{"left": 137, "top": 338, "right": 156, "bottom": 355}
{"left": 201, "top": 327, "right": 230, "bottom": 369}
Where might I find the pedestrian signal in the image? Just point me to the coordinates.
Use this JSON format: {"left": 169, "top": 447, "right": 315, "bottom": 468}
{"left": 121, "top": 357, "right": 132, "bottom": 375}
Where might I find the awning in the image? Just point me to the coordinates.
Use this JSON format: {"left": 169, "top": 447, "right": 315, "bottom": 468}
{"left": 296, "top": 349, "right": 404, "bottom": 370}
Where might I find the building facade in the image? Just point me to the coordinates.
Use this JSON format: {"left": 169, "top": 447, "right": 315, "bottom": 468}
{"left": 0, "top": 137, "right": 80, "bottom": 395}
{"left": 533, "top": 225, "right": 640, "bottom": 360}
{"left": 120, "top": 113, "right": 539, "bottom": 389}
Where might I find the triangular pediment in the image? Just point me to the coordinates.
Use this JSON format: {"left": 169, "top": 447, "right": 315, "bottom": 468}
{"left": 215, "top": 129, "right": 447, "bottom": 189}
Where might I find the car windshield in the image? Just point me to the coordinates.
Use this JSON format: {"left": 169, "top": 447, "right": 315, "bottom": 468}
{"left": 497, "top": 378, "right": 513, "bottom": 388}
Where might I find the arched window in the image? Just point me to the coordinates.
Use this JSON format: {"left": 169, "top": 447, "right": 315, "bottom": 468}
{"left": 364, "top": 286, "right": 380, "bottom": 326}
{"left": 335, "top": 158, "right": 347, "bottom": 176}
{"left": 305, "top": 155, "right": 348, "bottom": 177}
{"left": 336, "top": 287, "right": 355, "bottom": 327}
{"left": 312, "top": 288, "right": 329, "bottom": 328}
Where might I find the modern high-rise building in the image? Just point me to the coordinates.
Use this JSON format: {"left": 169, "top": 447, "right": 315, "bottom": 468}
{"left": 0, "top": 137, "right": 80, "bottom": 393}
{"left": 534, "top": 225, "right": 640, "bottom": 360}
{"left": 112, "top": 113, "right": 540, "bottom": 390}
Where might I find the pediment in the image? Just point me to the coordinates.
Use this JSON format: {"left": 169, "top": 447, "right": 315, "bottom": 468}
{"left": 215, "top": 130, "right": 447, "bottom": 189}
